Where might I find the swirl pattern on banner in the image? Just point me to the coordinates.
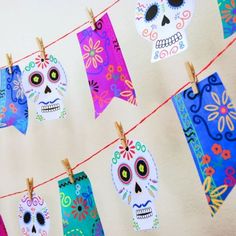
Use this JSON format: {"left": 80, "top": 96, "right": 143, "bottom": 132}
{"left": 173, "top": 72, "right": 236, "bottom": 217}
{"left": 77, "top": 13, "right": 137, "bottom": 118}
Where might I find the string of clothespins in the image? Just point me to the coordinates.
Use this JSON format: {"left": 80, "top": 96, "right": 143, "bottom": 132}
{"left": 1, "top": 36, "right": 235, "bottom": 200}
{"left": 0, "top": 0, "right": 120, "bottom": 70}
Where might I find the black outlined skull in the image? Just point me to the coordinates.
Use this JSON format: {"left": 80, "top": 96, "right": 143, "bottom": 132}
{"left": 22, "top": 54, "right": 67, "bottom": 121}
{"left": 18, "top": 193, "right": 50, "bottom": 235}
{"left": 135, "top": 0, "right": 195, "bottom": 62}
{"left": 111, "top": 140, "right": 159, "bottom": 231}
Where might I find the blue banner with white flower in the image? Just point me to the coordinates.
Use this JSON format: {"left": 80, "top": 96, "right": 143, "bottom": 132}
{"left": 172, "top": 72, "right": 236, "bottom": 216}
{"left": 0, "top": 66, "right": 28, "bottom": 134}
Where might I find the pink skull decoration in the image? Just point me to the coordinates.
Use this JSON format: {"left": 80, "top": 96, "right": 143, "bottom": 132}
{"left": 135, "top": 0, "right": 195, "bottom": 62}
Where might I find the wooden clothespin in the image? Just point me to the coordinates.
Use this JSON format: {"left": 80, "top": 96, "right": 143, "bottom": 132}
{"left": 26, "top": 178, "right": 34, "bottom": 201}
{"left": 36, "top": 37, "right": 46, "bottom": 60}
{"left": 87, "top": 8, "right": 96, "bottom": 30}
{"left": 62, "top": 158, "right": 74, "bottom": 184}
{"left": 115, "top": 121, "right": 128, "bottom": 149}
{"left": 185, "top": 62, "right": 199, "bottom": 95}
{"left": 6, "top": 53, "right": 13, "bottom": 74}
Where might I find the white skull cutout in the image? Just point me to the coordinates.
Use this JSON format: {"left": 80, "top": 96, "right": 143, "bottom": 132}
{"left": 22, "top": 54, "right": 67, "bottom": 121}
{"left": 111, "top": 140, "right": 159, "bottom": 231}
{"left": 135, "top": 0, "right": 195, "bottom": 62}
{"left": 18, "top": 193, "right": 50, "bottom": 236}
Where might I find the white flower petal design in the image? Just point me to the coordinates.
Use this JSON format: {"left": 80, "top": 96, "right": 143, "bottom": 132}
{"left": 218, "top": 116, "right": 225, "bottom": 133}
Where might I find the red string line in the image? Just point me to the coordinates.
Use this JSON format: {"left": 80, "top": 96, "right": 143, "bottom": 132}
{"left": 0, "top": 36, "right": 235, "bottom": 200}
{"left": 0, "top": 0, "right": 121, "bottom": 69}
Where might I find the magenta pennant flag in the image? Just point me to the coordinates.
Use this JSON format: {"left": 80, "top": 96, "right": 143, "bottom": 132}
{"left": 77, "top": 13, "right": 137, "bottom": 118}
{"left": 0, "top": 215, "right": 8, "bottom": 236}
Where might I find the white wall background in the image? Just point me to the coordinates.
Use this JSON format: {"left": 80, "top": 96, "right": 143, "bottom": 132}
{"left": 0, "top": 0, "right": 235, "bottom": 235}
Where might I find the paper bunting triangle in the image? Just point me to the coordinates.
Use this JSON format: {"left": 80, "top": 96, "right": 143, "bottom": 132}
{"left": 0, "top": 215, "right": 8, "bottom": 236}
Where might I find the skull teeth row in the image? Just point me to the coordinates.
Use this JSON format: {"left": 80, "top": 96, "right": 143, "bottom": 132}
{"left": 41, "top": 104, "right": 60, "bottom": 113}
{"left": 136, "top": 207, "right": 153, "bottom": 219}
{"left": 155, "top": 32, "right": 183, "bottom": 49}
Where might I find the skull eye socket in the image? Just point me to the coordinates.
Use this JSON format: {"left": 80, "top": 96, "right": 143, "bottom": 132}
{"left": 135, "top": 157, "right": 149, "bottom": 179}
{"left": 167, "top": 0, "right": 184, "bottom": 8}
{"left": 36, "top": 212, "right": 45, "bottom": 226}
{"left": 29, "top": 72, "right": 44, "bottom": 87}
{"left": 118, "top": 164, "right": 132, "bottom": 184}
{"left": 23, "top": 212, "right": 31, "bottom": 224}
{"left": 48, "top": 67, "right": 60, "bottom": 83}
{"left": 145, "top": 4, "right": 159, "bottom": 22}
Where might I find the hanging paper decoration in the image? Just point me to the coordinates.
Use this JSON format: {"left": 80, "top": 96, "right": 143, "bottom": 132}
{"left": 111, "top": 139, "right": 159, "bottom": 231}
{"left": 22, "top": 54, "right": 67, "bottom": 121}
{"left": 218, "top": 0, "right": 236, "bottom": 38}
{"left": 0, "top": 215, "right": 8, "bottom": 236}
{"left": 18, "top": 193, "right": 50, "bottom": 235}
{"left": 135, "top": 0, "right": 195, "bottom": 62}
{"left": 77, "top": 13, "right": 137, "bottom": 118}
{"left": 172, "top": 72, "right": 236, "bottom": 216}
{"left": 0, "top": 66, "right": 28, "bottom": 134}
{"left": 58, "top": 172, "right": 105, "bottom": 235}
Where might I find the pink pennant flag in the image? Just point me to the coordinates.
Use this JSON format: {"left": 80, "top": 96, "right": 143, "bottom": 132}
{"left": 0, "top": 215, "right": 8, "bottom": 236}
{"left": 77, "top": 13, "right": 137, "bottom": 118}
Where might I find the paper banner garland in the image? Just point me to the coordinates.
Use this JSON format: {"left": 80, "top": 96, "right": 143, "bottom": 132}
{"left": 135, "top": 0, "right": 195, "bottom": 62}
{"left": 0, "top": 66, "right": 28, "bottom": 134}
{"left": 58, "top": 172, "right": 105, "bottom": 235}
{"left": 77, "top": 13, "right": 137, "bottom": 118}
{"left": 18, "top": 193, "right": 50, "bottom": 235}
{"left": 218, "top": 0, "right": 236, "bottom": 38}
{"left": 172, "top": 72, "right": 236, "bottom": 216}
{"left": 0, "top": 215, "right": 8, "bottom": 236}
{"left": 111, "top": 139, "right": 159, "bottom": 231}
{"left": 22, "top": 54, "right": 67, "bottom": 122}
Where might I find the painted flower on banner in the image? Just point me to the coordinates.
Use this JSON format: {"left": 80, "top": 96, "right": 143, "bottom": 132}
{"left": 89, "top": 80, "right": 99, "bottom": 93}
{"left": 203, "top": 176, "right": 228, "bottom": 216}
{"left": 212, "top": 144, "right": 223, "bottom": 155}
{"left": 106, "top": 65, "right": 126, "bottom": 81}
{"left": 120, "top": 80, "right": 137, "bottom": 105}
{"left": 83, "top": 38, "right": 104, "bottom": 69}
{"left": 205, "top": 167, "right": 215, "bottom": 176}
{"left": 35, "top": 54, "right": 50, "bottom": 69}
{"left": 92, "top": 90, "right": 111, "bottom": 108}
{"left": 71, "top": 197, "right": 89, "bottom": 221}
{"left": 202, "top": 154, "right": 211, "bottom": 165}
{"left": 13, "top": 75, "right": 25, "bottom": 99}
{"left": 221, "top": 149, "right": 231, "bottom": 160}
{"left": 221, "top": 0, "right": 236, "bottom": 23}
{"left": 204, "top": 91, "right": 236, "bottom": 132}
{"left": 119, "top": 139, "right": 136, "bottom": 160}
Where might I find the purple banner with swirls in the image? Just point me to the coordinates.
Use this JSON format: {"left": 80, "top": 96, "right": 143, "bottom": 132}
{"left": 77, "top": 13, "right": 137, "bottom": 118}
{"left": 172, "top": 72, "right": 236, "bottom": 217}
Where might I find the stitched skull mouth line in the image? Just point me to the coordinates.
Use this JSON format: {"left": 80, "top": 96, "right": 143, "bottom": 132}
{"left": 136, "top": 207, "right": 153, "bottom": 219}
{"left": 41, "top": 103, "right": 60, "bottom": 113}
{"left": 155, "top": 32, "right": 183, "bottom": 49}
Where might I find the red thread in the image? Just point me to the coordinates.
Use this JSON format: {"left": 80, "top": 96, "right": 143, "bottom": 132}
{"left": 0, "top": 4, "right": 235, "bottom": 199}
{"left": 0, "top": 0, "right": 121, "bottom": 69}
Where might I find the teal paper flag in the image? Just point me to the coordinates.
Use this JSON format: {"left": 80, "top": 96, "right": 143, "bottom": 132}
{"left": 58, "top": 172, "right": 105, "bottom": 235}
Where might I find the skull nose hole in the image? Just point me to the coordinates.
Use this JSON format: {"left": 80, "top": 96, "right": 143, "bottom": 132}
{"left": 32, "top": 225, "right": 36, "bottom": 233}
{"left": 161, "top": 15, "right": 170, "bottom": 26}
{"left": 44, "top": 85, "right": 52, "bottom": 94}
{"left": 135, "top": 182, "right": 142, "bottom": 193}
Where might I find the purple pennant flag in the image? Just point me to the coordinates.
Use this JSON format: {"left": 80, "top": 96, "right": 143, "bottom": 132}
{"left": 77, "top": 13, "right": 137, "bottom": 118}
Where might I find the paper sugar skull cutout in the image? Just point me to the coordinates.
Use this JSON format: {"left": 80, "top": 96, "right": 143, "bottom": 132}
{"left": 22, "top": 54, "right": 67, "bottom": 121}
{"left": 18, "top": 193, "right": 50, "bottom": 235}
{"left": 111, "top": 140, "right": 159, "bottom": 231}
{"left": 135, "top": 0, "right": 195, "bottom": 62}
